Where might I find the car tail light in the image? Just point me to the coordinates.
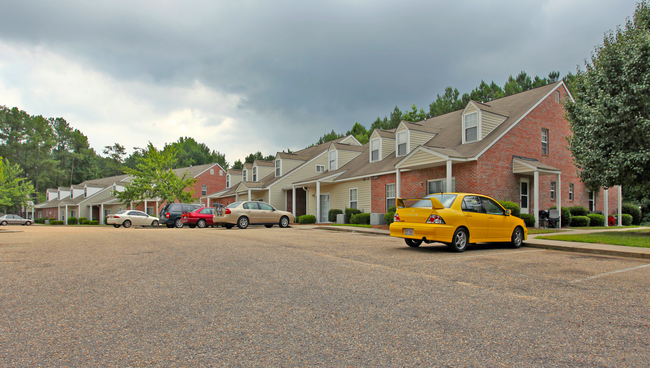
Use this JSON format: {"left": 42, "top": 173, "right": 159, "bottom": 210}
{"left": 113, "top": 216, "right": 119, "bottom": 219}
{"left": 225, "top": 208, "right": 231, "bottom": 215}
{"left": 165, "top": 212, "right": 170, "bottom": 218}
{"left": 426, "top": 214, "right": 445, "bottom": 224}
{"left": 394, "top": 213, "right": 401, "bottom": 222}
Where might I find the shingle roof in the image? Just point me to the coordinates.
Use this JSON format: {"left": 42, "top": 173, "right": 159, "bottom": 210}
{"left": 253, "top": 160, "right": 275, "bottom": 167}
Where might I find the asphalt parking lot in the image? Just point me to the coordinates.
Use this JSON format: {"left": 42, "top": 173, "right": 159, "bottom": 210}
{"left": 1, "top": 225, "right": 649, "bottom": 366}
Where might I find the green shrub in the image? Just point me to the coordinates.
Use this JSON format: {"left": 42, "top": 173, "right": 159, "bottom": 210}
{"left": 498, "top": 201, "right": 521, "bottom": 217}
{"left": 622, "top": 214, "right": 633, "bottom": 226}
{"left": 519, "top": 214, "right": 535, "bottom": 227}
{"left": 351, "top": 213, "right": 370, "bottom": 225}
{"left": 104, "top": 216, "right": 109, "bottom": 225}
{"left": 81, "top": 220, "right": 90, "bottom": 225}
{"left": 569, "top": 205, "right": 588, "bottom": 217}
{"left": 78, "top": 217, "right": 87, "bottom": 224}
{"left": 67, "top": 217, "right": 78, "bottom": 225}
{"left": 89, "top": 220, "right": 99, "bottom": 225}
{"left": 550, "top": 206, "right": 572, "bottom": 227}
{"left": 587, "top": 214, "right": 605, "bottom": 226}
{"left": 344, "top": 208, "right": 361, "bottom": 223}
{"left": 387, "top": 205, "right": 397, "bottom": 213}
{"left": 571, "top": 216, "right": 590, "bottom": 227}
{"left": 622, "top": 203, "right": 642, "bottom": 225}
{"left": 51, "top": 220, "right": 64, "bottom": 225}
{"left": 35, "top": 217, "right": 46, "bottom": 224}
{"left": 328, "top": 209, "right": 343, "bottom": 223}
{"left": 50, "top": 218, "right": 57, "bottom": 222}
{"left": 298, "top": 215, "right": 316, "bottom": 224}
{"left": 384, "top": 212, "right": 395, "bottom": 225}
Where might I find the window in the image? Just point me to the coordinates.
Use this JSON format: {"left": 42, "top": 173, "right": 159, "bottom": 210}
{"left": 147, "top": 207, "right": 154, "bottom": 215}
{"left": 329, "top": 151, "right": 337, "bottom": 170}
{"left": 370, "top": 138, "right": 380, "bottom": 162}
{"left": 550, "top": 181, "right": 556, "bottom": 200}
{"left": 481, "top": 197, "right": 505, "bottom": 215}
{"left": 427, "top": 178, "right": 456, "bottom": 194}
{"left": 316, "top": 165, "right": 325, "bottom": 173}
{"left": 202, "top": 185, "right": 207, "bottom": 196}
{"left": 397, "top": 131, "right": 407, "bottom": 156}
{"left": 589, "top": 191, "right": 595, "bottom": 212}
{"left": 464, "top": 112, "right": 478, "bottom": 142}
{"left": 386, "top": 184, "right": 396, "bottom": 211}
{"left": 104, "top": 209, "right": 111, "bottom": 217}
{"left": 555, "top": 91, "right": 560, "bottom": 103}
{"left": 210, "top": 169, "right": 214, "bottom": 175}
{"left": 219, "top": 170, "right": 223, "bottom": 176}
{"left": 70, "top": 210, "right": 76, "bottom": 218}
{"left": 84, "top": 188, "right": 87, "bottom": 197}
{"left": 226, "top": 174, "right": 230, "bottom": 188}
{"left": 259, "top": 203, "right": 273, "bottom": 211}
{"left": 70, "top": 191, "right": 73, "bottom": 199}
{"left": 243, "top": 170, "right": 248, "bottom": 182}
{"left": 252, "top": 167, "right": 258, "bottom": 181}
{"left": 462, "top": 196, "right": 484, "bottom": 213}
{"left": 275, "top": 159, "right": 281, "bottom": 177}
{"left": 542, "top": 128, "right": 549, "bottom": 155}
{"left": 349, "top": 188, "right": 358, "bottom": 209}
{"left": 569, "top": 183, "right": 574, "bottom": 201}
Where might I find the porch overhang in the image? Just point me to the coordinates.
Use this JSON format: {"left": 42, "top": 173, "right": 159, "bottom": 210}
{"left": 395, "top": 146, "right": 468, "bottom": 170}
{"left": 513, "top": 158, "right": 561, "bottom": 176}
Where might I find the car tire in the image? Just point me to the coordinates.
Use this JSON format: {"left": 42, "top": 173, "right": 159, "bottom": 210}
{"left": 197, "top": 219, "right": 207, "bottom": 228}
{"left": 174, "top": 218, "right": 183, "bottom": 228}
{"left": 405, "top": 239, "right": 422, "bottom": 248}
{"left": 264, "top": 224, "right": 273, "bottom": 228}
{"left": 0, "top": 221, "right": 7, "bottom": 226}
{"left": 123, "top": 220, "right": 132, "bottom": 228}
{"left": 224, "top": 224, "right": 233, "bottom": 229}
{"left": 279, "top": 216, "right": 290, "bottom": 228}
{"left": 511, "top": 226, "right": 524, "bottom": 248}
{"left": 166, "top": 224, "right": 173, "bottom": 228}
{"left": 113, "top": 224, "right": 120, "bottom": 228}
{"left": 448, "top": 228, "right": 469, "bottom": 252}
{"left": 237, "top": 216, "right": 249, "bottom": 229}
{"left": 25, "top": 221, "right": 32, "bottom": 226}
{"left": 151, "top": 220, "right": 159, "bottom": 227}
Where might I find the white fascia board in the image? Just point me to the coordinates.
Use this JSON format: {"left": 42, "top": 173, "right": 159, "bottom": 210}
{"left": 340, "top": 135, "right": 362, "bottom": 146}
{"left": 473, "top": 83, "right": 565, "bottom": 161}
{"left": 394, "top": 146, "right": 467, "bottom": 169}
{"left": 461, "top": 101, "right": 479, "bottom": 115}
{"left": 193, "top": 163, "right": 221, "bottom": 178}
{"left": 292, "top": 171, "right": 344, "bottom": 186}
{"left": 267, "top": 150, "right": 328, "bottom": 190}
{"left": 330, "top": 170, "right": 412, "bottom": 184}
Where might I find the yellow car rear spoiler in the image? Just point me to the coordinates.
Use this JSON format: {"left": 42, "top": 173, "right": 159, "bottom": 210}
{"left": 396, "top": 197, "right": 445, "bottom": 210}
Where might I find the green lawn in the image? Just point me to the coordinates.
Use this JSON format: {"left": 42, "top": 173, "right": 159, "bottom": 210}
{"left": 331, "top": 224, "right": 372, "bottom": 228}
{"left": 537, "top": 229, "right": 650, "bottom": 248}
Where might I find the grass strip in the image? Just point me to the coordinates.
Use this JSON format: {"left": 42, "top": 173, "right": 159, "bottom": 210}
{"left": 331, "top": 224, "right": 372, "bottom": 228}
{"left": 537, "top": 229, "right": 650, "bottom": 248}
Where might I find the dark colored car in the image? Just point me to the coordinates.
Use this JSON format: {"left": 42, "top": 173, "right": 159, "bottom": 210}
{"left": 159, "top": 203, "right": 202, "bottom": 228}
{"left": 180, "top": 207, "right": 216, "bottom": 228}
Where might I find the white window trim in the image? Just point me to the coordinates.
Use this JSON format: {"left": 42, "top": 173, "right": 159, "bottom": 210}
{"left": 569, "top": 183, "right": 574, "bottom": 201}
{"left": 550, "top": 181, "right": 556, "bottom": 200}
{"left": 252, "top": 167, "right": 258, "bottom": 182}
{"left": 386, "top": 183, "right": 396, "bottom": 211}
{"left": 463, "top": 111, "right": 480, "bottom": 144}
{"left": 315, "top": 164, "right": 325, "bottom": 173}
{"left": 542, "top": 128, "right": 549, "bottom": 155}
{"left": 427, "top": 177, "right": 456, "bottom": 194}
{"left": 396, "top": 130, "right": 409, "bottom": 157}
{"left": 243, "top": 169, "right": 248, "bottom": 182}
{"left": 202, "top": 185, "right": 207, "bottom": 196}
{"left": 370, "top": 138, "right": 381, "bottom": 162}
{"left": 275, "top": 159, "right": 282, "bottom": 177}
{"left": 210, "top": 168, "right": 214, "bottom": 175}
{"left": 329, "top": 150, "right": 338, "bottom": 171}
{"left": 349, "top": 188, "right": 358, "bottom": 209}
{"left": 226, "top": 174, "right": 231, "bottom": 188}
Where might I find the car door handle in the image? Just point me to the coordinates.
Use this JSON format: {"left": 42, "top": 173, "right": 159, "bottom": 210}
{"left": 465, "top": 214, "right": 472, "bottom": 217}
{"left": 488, "top": 216, "right": 494, "bottom": 219}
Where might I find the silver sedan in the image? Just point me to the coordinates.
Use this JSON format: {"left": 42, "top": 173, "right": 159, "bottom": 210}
{"left": 106, "top": 210, "right": 160, "bottom": 228}
{"left": 0, "top": 214, "right": 32, "bottom": 226}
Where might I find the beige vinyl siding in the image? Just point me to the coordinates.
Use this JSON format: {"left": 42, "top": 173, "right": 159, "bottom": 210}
{"left": 338, "top": 150, "right": 361, "bottom": 168}
{"left": 369, "top": 130, "right": 381, "bottom": 141}
{"left": 464, "top": 103, "right": 478, "bottom": 115}
{"left": 268, "top": 153, "right": 329, "bottom": 210}
{"left": 228, "top": 174, "right": 242, "bottom": 188}
{"left": 382, "top": 138, "right": 395, "bottom": 159}
{"left": 513, "top": 160, "right": 531, "bottom": 174}
{"left": 255, "top": 166, "right": 274, "bottom": 180}
{"left": 396, "top": 123, "right": 408, "bottom": 133}
{"left": 340, "top": 136, "right": 362, "bottom": 146}
{"left": 281, "top": 159, "right": 304, "bottom": 174}
{"left": 481, "top": 111, "right": 506, "bottom": 139}
{"left": 410, "top": 131, "right": 434, "bottom": 152}
{"left": 401, "top": 150, "right": 446, "bottom": 167}
{"left": 307, "top": 179, "right": 371, "bottom": 217}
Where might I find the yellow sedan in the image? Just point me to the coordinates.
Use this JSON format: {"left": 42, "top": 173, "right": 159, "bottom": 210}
{"left": 389, "top": 193, "right": 527, "bottom": 252}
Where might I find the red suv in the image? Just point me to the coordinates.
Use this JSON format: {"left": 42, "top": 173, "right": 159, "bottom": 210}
{"left": 180, "top": 207, "right": 216, "bottom": 228}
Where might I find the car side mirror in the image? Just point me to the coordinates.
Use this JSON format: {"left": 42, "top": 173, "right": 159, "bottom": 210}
{"left": 506, "top": 209, "right": 511, "bottom": 216}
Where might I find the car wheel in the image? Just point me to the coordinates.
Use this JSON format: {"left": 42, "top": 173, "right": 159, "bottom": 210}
{"left": 449, "top": 228, "right": 469, "bottom": 252}
{"left": 174, "top": 218, "right": 183, "bottom": 228}
{"left": 113, "top": 224, "right": 120, "bottom": 228}
{"left": 279, "top": 216, "right": 289, "bottom": 228}
{"left": 151, "top": 220, "right": 159, "bottom": 227}
{"left": 123, "top": 220, "right": 132, "bottom": 228}
{"left": 197, "top": 219, "right": 207, "bottom": 228}
{"left": 0, "top": 221, "right": 7, "bottom": 226}
{"left": 511, "top": 226, "right": 524, "bottom": 248}
{"left": 405, "top": 238, "right": 422, "bottom": 248}
{"left": 25, "top": 221, "right": 32, "bottom": 226}
{"left": 264, "top": 224, "right": 273, "bottom": 228}
{"left": 166, "top": 224, "right": 173, "bottom": 228}
{"left": 224, "top": 224, "right": 233, "bottom": 229}
{"left": 237, "top": 216, "right": 249, "bottom": 229}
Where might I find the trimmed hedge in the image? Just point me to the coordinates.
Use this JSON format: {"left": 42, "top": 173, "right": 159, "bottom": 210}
{"left": 622, "top": 214, "right": 633, "bottom": 226}
{"left": 587, "top": 214, "right": 605, "bottom": 227}
{"left": 89, "top": 220, "right": 99, "bottom": 225}
{"left": 35, "top": 217, "right": 46, "bottom": 224}
{"left": 51, "top": 220, "right": 64, "bottom": 225}
{"left": 569, "top": 205, "right": 588, "bottom": 217}
{"left": 299, "top": 215, "right": 316, "bottom": 224}
{"left": 519, "top": 214, "right": 535, "bottom": 227}
{"left": 387, "top": 205, "right": 397, "bottom": 213}
{"left": 498, "top": 201, "right": 521, "bottom": 217}
{"left": 351, "top": 213, "right": 370, "bottom": 225}
{"left": 384, "top": 212, "right": 395, "bottom": 225}
{"left": 571, "top": 216, "right": 590, "bottom": 227}
{"left": 550, "top": 206, "right": 572, "bottom": 227}
{"left": 81, "top": 220, "right": 90, "bottom": 225}
{"left": 622, "top": 203, "right": 642, "bottom": 225}
{"left": 67, "top": 217, "right": 78, "bottom": 225}
{"left": 344, "top": 208, "right": 361, "bottom": 224}
{"left": 78, "top": 217, "right": 87, "bottom": 224}
{"left": 328, "top": 209, "right": 343, "bottom": 223}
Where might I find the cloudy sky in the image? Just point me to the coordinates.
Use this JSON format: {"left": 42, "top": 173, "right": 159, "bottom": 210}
{"left": 0, "top": 0, "right": 639, "bottom": 165}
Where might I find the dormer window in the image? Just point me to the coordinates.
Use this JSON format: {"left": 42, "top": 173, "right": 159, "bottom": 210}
{"left": 329, "top": 151, "right": 337, "bottom": 170}
{"left": 226, "top": 174, "right": 231, "bottom": 188}
{"left": 397, "top": 131, "right": 407, "bottom": 157}
{"left": 70, "top": 191, "right": 73, "bottom": 199}
{"left": 243, "top": 170, "right": 248, "bottom": 182}
{"left": 464, "top": 112, "right": 478, "bottom": 142}
{"left": 275, "top": 159, "right": 281, "bottom": 177}
{"left": 370, "top": 138, "right": 380, "bottom": 162}
{"left": 84, "top": 188, "right": 87, "bottom": 197}
{"left": 252, "top": 167, "right": 258, "bottom": 181}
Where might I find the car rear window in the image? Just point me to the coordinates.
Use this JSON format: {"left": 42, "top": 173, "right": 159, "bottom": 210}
{"left": 182, "top": 204, "right": 201, "bottom": 212}
{"left": 226, "top": 202, "right": 243, "bottom": 209}
{"left": 116, "top": 210, "right": 128, "bottom": 214}
{"left": 408, "top": 194, "right": 458, "bottom": 209}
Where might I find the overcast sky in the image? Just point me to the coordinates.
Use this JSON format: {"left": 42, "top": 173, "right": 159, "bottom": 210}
{"left": 0, "top": 0, "right": 639, "bottom": 165}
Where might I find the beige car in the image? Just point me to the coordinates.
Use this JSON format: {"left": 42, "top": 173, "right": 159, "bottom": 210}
{"left": 214, "top": 201, "right": 294, "bottom": 229}
{"left": 107, "top": 210, "right": 160, "bottom": 228}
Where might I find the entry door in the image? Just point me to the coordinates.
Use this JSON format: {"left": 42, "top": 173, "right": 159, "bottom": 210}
{"left": 320, "top": 194, "right": 330, "bottom": 222}
{"left": 520, "top": 179, "right": 529, "bottom": 215}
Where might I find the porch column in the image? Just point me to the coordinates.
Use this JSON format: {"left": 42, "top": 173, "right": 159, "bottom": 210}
{"left": 89, "top": 206, "right": 93, "bottom": 222}
{"left": 207, "top": 197, "right": 210, "bottom": 207}
{"left": 155, "top": 201, "right": 159, "bottom": 216}
{"left": 144, "top": 200, "right": 148, "bottom": 214}
{"left": 316, "top": 181, "right": 321, "bottom": 223}
{"left": 292, "top": 185, "right": 296, "bottom": 218}
{"left": 618, "top": 186, "right": 623, "bottom": 226}
{"left": 236, "top": 193, "right": 239, "bottom": 201}
{"left": 100, "top": 204, "right": 104, "bottom": 224}
{"left": 130, "top": 202, "right": 133, "bottom": 210}
{"left": 396, "top": 169, "right": 401, "bottom": 198}
{"left": 603, "top": 188, "right": 609, "bottom": 226}
{"left": 247, "top": 189, "right": 251, "bottom": 201}
{"left": 65, "top": 205, "right": 69, "bottom": 225}
{"left": 533, "top": 170, "right": 539, "bottom": 228}
{"left": 556, "top": 174, "right": 561, "bottom": 226}
{"left": 269, "top": 189, "right": 272, "bottom": 204}
{"left": 446, "top": 160, "right": 453, "bottom": 192}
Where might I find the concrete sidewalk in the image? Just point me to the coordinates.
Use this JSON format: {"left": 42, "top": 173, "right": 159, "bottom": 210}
{"left": 295, "top": 224, "right": 650, "bottom": 260}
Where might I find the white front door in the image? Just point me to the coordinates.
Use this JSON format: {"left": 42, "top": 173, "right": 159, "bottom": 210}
{"left": 520, "top": 178, "right": 529, "bottom": 215}
{"left": 320, "top": 194, "right": 330, "bottom": 222}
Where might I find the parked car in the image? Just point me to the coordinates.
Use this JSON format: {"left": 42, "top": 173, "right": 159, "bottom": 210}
{"left": 0, "top": 214, "right": 32, "bottom": 226}
{"left": 180, "top": 207, "right": 217, "bottom": 228}
{"left": 213, "top": 201, "right": 294, "bottom": 229}
{"left": 106, "top": 210, "right": 160, "bottom": 228}
{"left": 159, "top": 203, "right": 202, "bottom": 228}
{"left": 389, "top": 193, "right": 527, "bottom": 252}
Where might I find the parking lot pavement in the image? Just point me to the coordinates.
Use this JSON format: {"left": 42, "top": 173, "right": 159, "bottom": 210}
{"left": 1, "top": 226, "right": 649, "bottom": 366}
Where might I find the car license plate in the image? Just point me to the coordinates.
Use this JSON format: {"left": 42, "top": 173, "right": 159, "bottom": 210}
{"left": 404, "top": 228, "right": 414, "bottom": 236}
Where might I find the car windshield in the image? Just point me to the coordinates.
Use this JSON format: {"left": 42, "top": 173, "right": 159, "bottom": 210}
{"left": 226, "top": 201, "right": 243, "bottom": 209}
{"left": 408, "top": 194, "right": 458, "bottom": 209}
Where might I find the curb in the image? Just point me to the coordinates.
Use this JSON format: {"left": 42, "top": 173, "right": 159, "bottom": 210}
{"left": 524, "top": 239, "right": 650, "bottom": 260}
